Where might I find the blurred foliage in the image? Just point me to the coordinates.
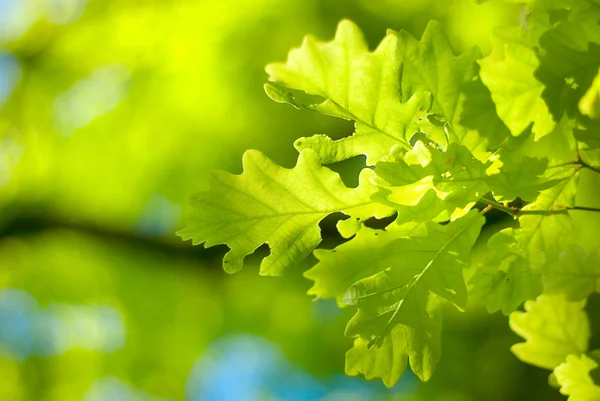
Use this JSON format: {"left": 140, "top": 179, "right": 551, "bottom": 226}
{"left": 0, "top": 0, "right": 519, "bottom": 234}
{"left": 3, "top": 0, "right": 594, "bottom": 400}
{"left": 0, "top": 230, "right": 364, "bottom": 400}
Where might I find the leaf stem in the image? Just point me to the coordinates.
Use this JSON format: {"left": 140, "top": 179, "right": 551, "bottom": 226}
{"left": 481, "top": 205, "right": 493, "bottom": 215}
{"left": 478, "top": 198, "right": 518, "bottom": 216}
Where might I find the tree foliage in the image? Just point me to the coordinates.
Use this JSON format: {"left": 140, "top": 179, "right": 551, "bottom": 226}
{"left": 180, "top": 1, "right": 600, "bottom": 396}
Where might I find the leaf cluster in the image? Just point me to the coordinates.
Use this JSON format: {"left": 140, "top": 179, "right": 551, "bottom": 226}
{"left": 180, "top": 1, "right": 600, "bottom": 394}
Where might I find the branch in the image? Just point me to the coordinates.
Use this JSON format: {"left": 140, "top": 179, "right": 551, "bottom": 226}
{"left": 478, "top": 198, "right": 518, "bottom": 216}
{"left": 548, "top": 159, "right": 600, "bottom": 175}
{"left": 568, "top": 206, "right": 600, "bottom": 213}
{"left": 579, "top": 159, "right": 600, "bottom": 175}
{"left": 478, "top": 198, "right": 600, "bottom": 217}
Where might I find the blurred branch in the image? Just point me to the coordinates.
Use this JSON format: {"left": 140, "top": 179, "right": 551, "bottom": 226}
{"left": 0, "top": 211, "right": 225, "bottom": 267}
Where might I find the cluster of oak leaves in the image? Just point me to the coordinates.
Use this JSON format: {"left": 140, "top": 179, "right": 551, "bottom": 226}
{"left": 179, "top": 1, "right": 600, "bottom": 399}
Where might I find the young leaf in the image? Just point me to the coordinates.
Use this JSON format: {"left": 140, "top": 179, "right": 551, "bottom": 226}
{"left": 518, "top": 115, "right": 578, "bottom": 166}
{"left": 536, "top": 12, "right": 600, "bottom": 120}
{"left": 342, "top": 210, "right": 484, "bottom": 384}
{"left": 265, "top": 20, "right": 431, "bottom": 164}
{"left": 515, "top": 168, "right": 579, "bottom": 267}
{"left": 580, "top": 68, "right": 600, "bottom": 120}
{"left": 469, "top": 229, "right": 542, "bottom": 315}
{"left": 510, "top": 295, "right": 590, "bottom": 370}
{"left": 554, "top": 354, "right": 600, "bottom": 401}
{"left": 266, "top": 20, "right": 493, "bottom": 164}
{"left": 178, "top": 149, "right": 392, "bottom": 275}
{"left": 394, "top": 21, "right": 478, "bottom": 118}
{"left": 469, "top": 168, "right": 577, "bottom": 314}
{"left": 485, "top": 151, "right": 557, "bottom": 202}
{"left": 459, "top": 66, "right": 511, "bottom": 149}
{"left": 373, "top": 142, "right": 489, "bottom": 223}
{"left": 543, "top": 245, "right": 600, "bottom": 301}
{"left": 345, "top": 292, "right": 443, "bottom": 387}
{"left": 392, "top": 20, "right": 490, "bottom": 157}
{"left": 491, "top": 0, "right": 574, "bottom": 11}
{"left": 479, "top": 27, "right": 556, "bottom": 140}
{"left": 305, "top": 222, "right": 426, "bottom": 300}
{"left": 575, "top": 119, "right": 600, "bottom": 167}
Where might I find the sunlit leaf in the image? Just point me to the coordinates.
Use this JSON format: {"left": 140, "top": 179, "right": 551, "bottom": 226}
{"left": 543, "top": 245, "right": 600, "bottom": 301}
{"left": 373, "top": 142, "right": 489, "bottom": 223}
{"left": 469, "top": 229, "right": 542, "bottom": 315}
{"left": 265, "top": 20, "right": 431, "bottom": 164}
{"left": 342, "top": 210, "right": 484, "bottom": 384}
{"left": 178, "top": 149, "right": 392, "bottom": 275}
{"left": 554, "top": 353, "right": 600, "bottom": 401}
{"left": 510, "top": 295, "right": 590, "bottom": 370}
{"left": 479, "top": 27, "right": 555, "bottom": 140}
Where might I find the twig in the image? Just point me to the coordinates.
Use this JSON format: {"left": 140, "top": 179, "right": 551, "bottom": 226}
{"left": 479, "top": 198, "right": 517, "bottom": 216}
{"left": 579, "top": 159, "right": 600, "bottom": 175}
{"left": 568, "top": 206, "right": 600, "bottom": 213}
{"left": 547, "top": 159, "right": 600, "bottom": 175}
{"left": 479, "top": 197, "right": 600, "bottom": 217}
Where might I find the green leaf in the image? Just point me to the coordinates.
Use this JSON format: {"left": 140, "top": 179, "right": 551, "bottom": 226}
{"left": 394, "top": 21, "right": 474, "bottom": 118}
{"left": 535, "top": 11, "right": 600, "bottom": 121}
{"left": 479, "top": 27, "right": 556, "bottom": 140}
{"left": 263, "top": 82, "right": 303, "bottom": 109}
{"left": 265, "top": 19, "right": 431, "bottom": 164}
{"left": 266, "top": 20, "right": 493, "bottom": 164}
{"left": 345, "top": 292, "right": 443, "bottom": 387}
{"left": 515, "top": 167, "right": 579, "bottom": 267}
{"left": 543, "top": 245, "right": 600, "bottom": 301}
{"left": 469, "top": 229, "right": 542, "bottom": 315}
{"left": 519, "top": 115, "right": 578, "bottom": 166}
{"left": 485, "top": 150, "right": 557, "bottom": 202}
{"left": 392, "top": 20, "right": 491, "bottom": 159}
{"left": 373, "top": 142, "right": 489, "bottom": 223}
{"left": 178, "top": 149, "right": 392, "bottom": 275}
{"left": 575, "top": 118, "right": 600, "bottom": 167}
{"left": 580, "top": 68, "right": 600, "bottom": 120}
{"left": 554, "top": 354, "right": 600, "bottom": 401}
{"left": 469, "top": 167, "right": 578, "bottom": 314}
{"left": 305, "top": 222, "right": 426, "bottom": 300}
{"left": 342, "top": 210, "right": 484, "bottom": 384}
{"left": 494, "top": 0, "right": 598, "bottom": 13}
{"left": 459, "top": 64, "right": 511, "bottom": 149}
{"left": 510, "top": 295, "right": 590, "bottom": 370}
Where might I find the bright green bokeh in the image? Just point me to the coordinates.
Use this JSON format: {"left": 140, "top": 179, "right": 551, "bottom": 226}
{"left": 2, "top": 1, "right": 584, "bottom": 400}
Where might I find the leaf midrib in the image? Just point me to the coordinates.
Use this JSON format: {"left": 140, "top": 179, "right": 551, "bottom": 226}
{"left": 370, "top": 215, "right": 479, "bottom": 347}
{"left": 195, "top": 200, "right": 376, "bottom": 227}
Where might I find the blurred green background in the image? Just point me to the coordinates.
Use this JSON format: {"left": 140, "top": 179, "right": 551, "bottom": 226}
{"left": 1, "top": 1, "right": 594, "bottom": 400}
